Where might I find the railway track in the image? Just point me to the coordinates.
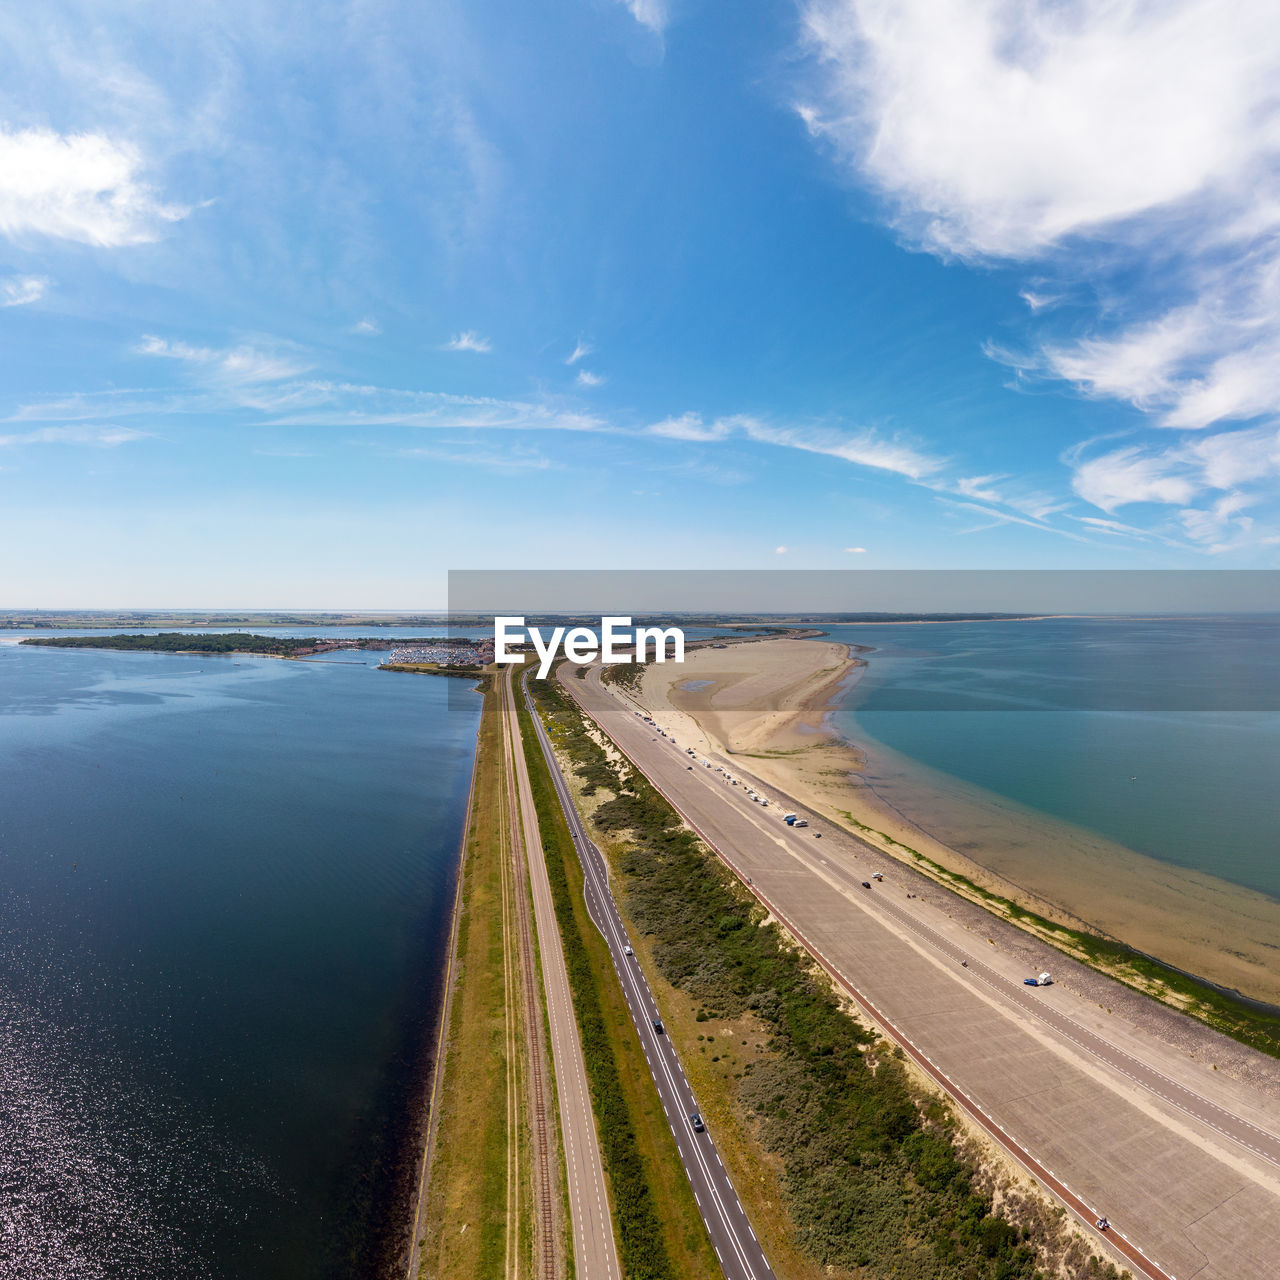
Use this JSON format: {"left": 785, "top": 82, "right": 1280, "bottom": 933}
{"left": 502, "top": 675, "right": 558, "bottom": 1280}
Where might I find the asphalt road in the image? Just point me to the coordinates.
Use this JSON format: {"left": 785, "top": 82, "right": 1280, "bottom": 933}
{"left": 565, "top": 663, "right": 1280, "bottom": 1280}
{"left": 502, "top": 668, "right": 620, "bottom": 1280}
{"left": 523, "top": 672, "right": 775, "bottom": 1280}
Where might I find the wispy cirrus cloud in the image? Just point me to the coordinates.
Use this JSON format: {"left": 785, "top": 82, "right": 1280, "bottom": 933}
{"left": 1065, "top": 426, "right": 1280, "bottom": 550}
{"left": 0, "top": 424, "right": 147, "bottom": 447}
{"left": 397, "top": 443, "right": 559, "bottom": 474}
{"left": 566, "top": 339, "right": 593, "bottom": 365}
{"left": 137, "top": 334, "right": 309, "bottom": 383}
{"left": 648, "top": 412, "right": 942, "bottom": 479}
{"left": 943, "top": 500, "right": 1092, "bottom": 544}
{"left": 575, "top": 370, "right": 605, "bottom": 388}
{"left": 442, "top": 330, "right": 492, "bottom": 353}
{"left": 1, "top": 275, "right": 49, "bottom": 306}
{"left": 350, "top": 317, "right": 381, "bottom": 336}
{"left": 0, "top": 126, "right": 188, "bottom": 247}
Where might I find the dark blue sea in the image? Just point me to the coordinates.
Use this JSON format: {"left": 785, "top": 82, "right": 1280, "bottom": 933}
{"left": 0, "top": 639, "right": 480, "bottom": 1279}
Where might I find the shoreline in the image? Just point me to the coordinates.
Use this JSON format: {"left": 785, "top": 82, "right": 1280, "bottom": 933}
{"left": 636, "top": 637, "right": 1280, "bottom": 1013}
{"left": 401, "top": 697, "right": 483, "bottom": 1279}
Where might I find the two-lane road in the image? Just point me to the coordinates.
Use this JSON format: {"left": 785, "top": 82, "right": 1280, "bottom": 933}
{"left": 522, "top": 672, "right": 774, "bottom": 1280}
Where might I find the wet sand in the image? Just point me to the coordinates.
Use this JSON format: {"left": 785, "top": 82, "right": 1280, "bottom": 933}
{"left": 638, "top": 638, "right": 1280, "bottom": 1007}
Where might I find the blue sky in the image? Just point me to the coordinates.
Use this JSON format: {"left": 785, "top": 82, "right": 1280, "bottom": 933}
{"left": 2, "top": 0, "right": 1279, "bottom": 607}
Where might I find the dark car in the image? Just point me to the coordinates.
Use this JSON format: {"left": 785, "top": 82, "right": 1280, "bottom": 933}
{"left": 689, "top": 1111, "right": 705, "bottom": 1132}
{"left": 861, "top": 880, "right": 872, "bottom": 889}
{"left": 652, "top": 1018, "right": 665, "bottom": 1034}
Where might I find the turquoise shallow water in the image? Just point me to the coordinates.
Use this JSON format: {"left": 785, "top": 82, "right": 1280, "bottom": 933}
{"left": 821, "top": 617, "right": 1280, "bottom": 901}
{"left": 0, "top": 642, "right": 480, "bottom": 1279}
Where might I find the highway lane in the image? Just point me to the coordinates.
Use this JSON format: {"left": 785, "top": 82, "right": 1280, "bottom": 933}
{"left": 502, "top": 668, "right": 620, "bottom": 1280}
{"left": 566, "top": 663, "right": 1280, "bottom": 1280}
{"left": 522, "top": 672, "right": 774, "bottom": 1280}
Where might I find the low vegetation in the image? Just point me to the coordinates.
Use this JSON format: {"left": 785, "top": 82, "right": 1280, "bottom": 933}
{"left": 417, "top": 691, "right": 522, "bottom": 1279}
{"left": 379, "top": 662, "right": 489, "bottom": 684}
{"left": 21, "top": 631, "right": 325, "bottom": 655}
{"left": 530, "top": 673, "right": 1131, "bottom": 1280}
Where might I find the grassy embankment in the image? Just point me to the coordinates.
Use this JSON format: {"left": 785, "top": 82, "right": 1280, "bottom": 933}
{"left": 416, "top": 686, "right": 529, "bottom": 1279}
{"left": 379, "top": 663, "right": 488, "bottom": 684}
{"left": 534, "top": 673, "right": 1131, "bottom": 1280}
{"left": 515, "top": 678, "right": 720, "bottom": 1280}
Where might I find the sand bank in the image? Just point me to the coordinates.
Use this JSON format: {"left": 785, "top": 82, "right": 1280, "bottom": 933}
{"left": 636, "top": 638, "right": 1280, "bottom": 1008}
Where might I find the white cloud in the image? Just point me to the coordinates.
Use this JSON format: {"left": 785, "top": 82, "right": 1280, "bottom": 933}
{"left": 351, "top": 317, "right": 381, "bottom": 336}
{"left": 0, "top": 275, "right": 48, "bottom": 306}
{"left": 797, "top": 0, "right": 1280, "bottom": 546}
{"left": 844, "top": 545, "right": 867, "bottom": 553}
{"left": 1019, "top": 289, "right": 1058, "bottom": 312}
{"left": 398, "top": 445, "right": 558, "bottom": 474}
{"left": 137, "top": 334, "right": 309, "bottom": 383}
{"left": 261, "top": 385, "right": 611, "bottom": 435}
{"left": 1070, "top": 445, "right": 1200, "bottom": 512}
{"left": 0, "top": 126, "right": 188, "bottom": 247}
{"left": 576, "top": 370, "right": 605, "bottom": 388}
{"left": 0, "top": 424, "right": 147, "bottom": 447}
{"left": 945, "top": 500, "right": 1091, "bottom": 543}
{"left": 1066, "top": 426, "right": 1280, "bottom": 547}
{"left": 952, "top": 474, "right": 1007, "bottom": 504}
{"left": 649, "top": 413, "right": 734, "bottom": 443}
{"left": 798, "top": 0, "right": 1280, "bottom": 260}
{"left": 566, "top": 339, "right": 593, "bottom": 365}
{"left": 775, "top": 545, "right": 788, "bottom": 554}
{"left": 442, "top": 330, "right": 492, "bottom": 353}
{"left": 619, "top": 0, "right": 668, "bottom": 35}
{"left": 648, "top": 412, "right": 941, "bottom": 479}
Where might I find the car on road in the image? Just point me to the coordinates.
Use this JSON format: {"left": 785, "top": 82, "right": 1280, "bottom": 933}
{"left": 652, "top": 1018, "right": 665, "bottom": 1034}
{"left": 861, "top": 880, "right": 872, "bottom": 889}
{"left": 689, "top": 1111, "right": 705, "bottom": 1132}
{"left": 623, "top": 945, "right": 634, "bottom": 956}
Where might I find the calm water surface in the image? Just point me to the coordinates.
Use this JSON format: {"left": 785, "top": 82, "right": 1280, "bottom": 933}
{"left": 822, "top": 616, "right": 1280, "bottom": 900}
{"left": 0, "top": 642, "right": 480, "bottom": 1279}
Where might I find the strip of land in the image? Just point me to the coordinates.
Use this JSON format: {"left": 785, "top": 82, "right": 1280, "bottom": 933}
{"left": 626, "top": 636, "right": 1280, "bottom": 1027}
{"left": 569, "top": 654, "right": 1280, "bottom": 1280}
{"left": 541, "top": 664, "right": 1143, "bottom": 1280}
{"left": 502, "top": 664, "right": 621, "bottom": 1280}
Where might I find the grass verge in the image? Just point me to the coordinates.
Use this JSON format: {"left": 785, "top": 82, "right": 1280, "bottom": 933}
{"left": 417, "top": 688, "right": 521, "bottom": 1278}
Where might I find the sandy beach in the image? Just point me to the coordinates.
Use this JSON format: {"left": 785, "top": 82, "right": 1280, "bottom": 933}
{"left": 633, "top": 637, "right": 1280, "bottom": 1008}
